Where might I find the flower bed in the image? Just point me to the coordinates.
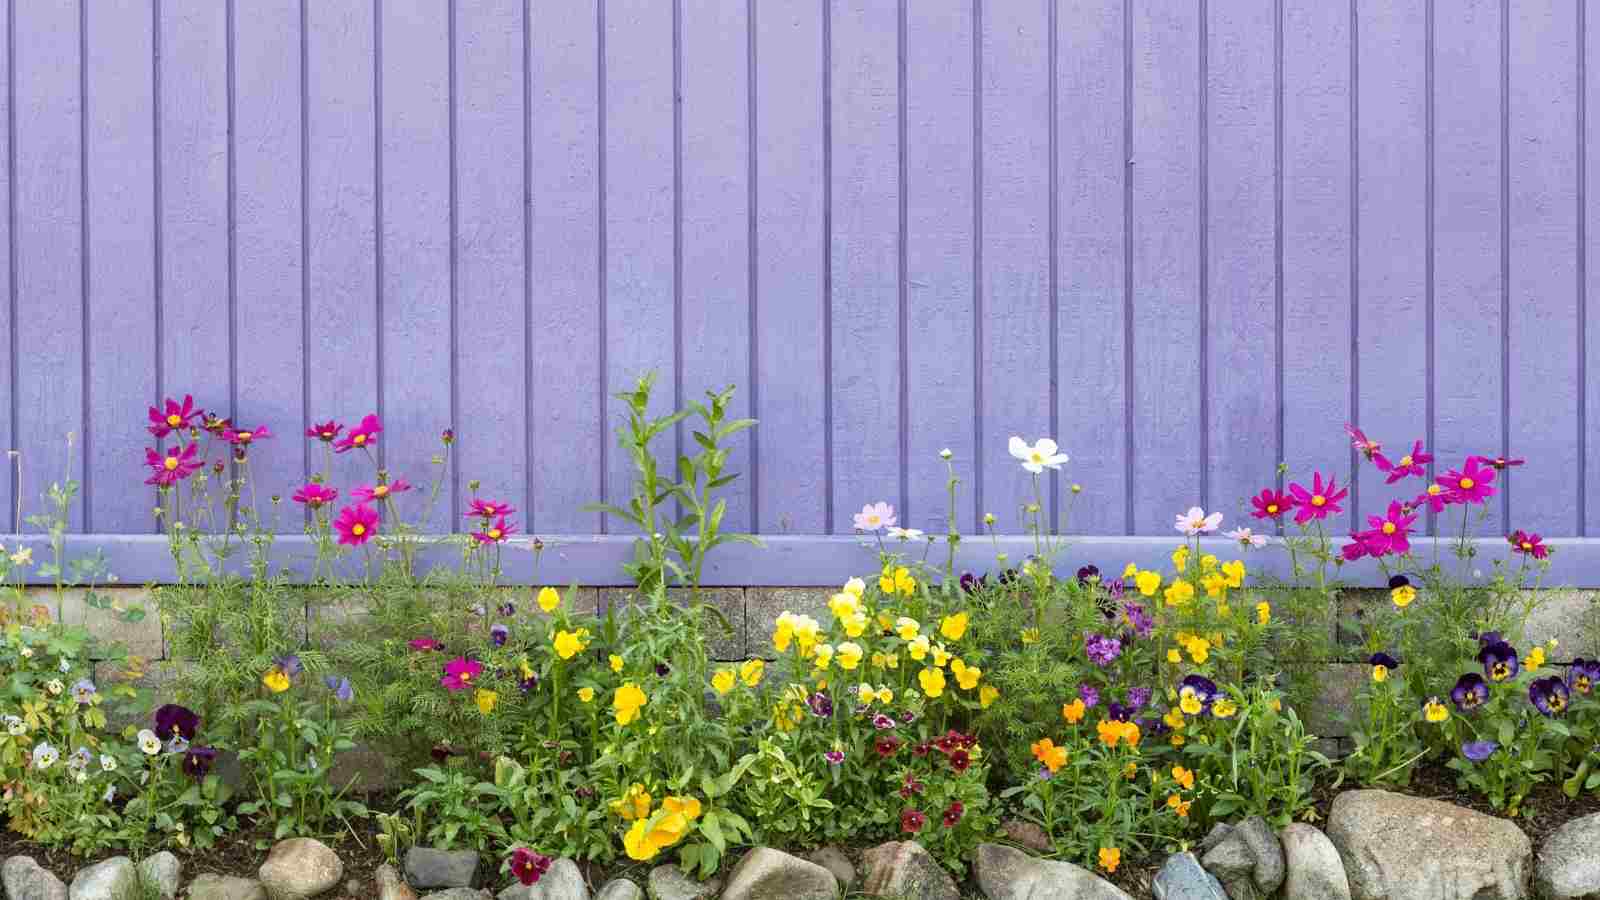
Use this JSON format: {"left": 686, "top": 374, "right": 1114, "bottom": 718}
{"left": 0, "top": 379, "right": 1592, "bottom": 899}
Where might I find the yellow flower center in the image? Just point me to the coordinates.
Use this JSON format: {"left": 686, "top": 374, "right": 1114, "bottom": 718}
{"left": 374, "top": 485, "right": 389, "bottom": 497}
{"left": 1382, "top": 522, "right": 1396, "bottom": 535}
{"left": 1521, "top": 541, "right": 1533, "bottom": 550}
{"left": 1030, "top": 452, "right": 1043, "bottom": 463}
{"left": 866, "top": 515, "right": 879, "bottom": 525}
{"left": 489, "top": 528, "right": 502, "bottom": 539}
{"left": 238, "top": 432, "right": 252, "bottom": 441}
{"left": 1266, "top": 503, "right": 1278, "bottom": 514}
{"left": 163, "top": 457, "right": 179, "bottom": 471}
{"left": 352, "top": 524, "right": 366, "bottom": 536}
{"left": 1459, "top": 477, "right": 1475, "bottom": 489}
{"left": 1492, "top": 662, "right": 1509, "bottom": 680}
{"left": 166, "top": 414, "right": 181, "bottom": 426}
{"left": 1311, "top": 495, "right": 1326, "bottom": 507}
{"left": 354, "top": 434, "right": 367, "bottom": 445}
{"left": 1399, "top": 455, "right": 1413, "bottom": 466}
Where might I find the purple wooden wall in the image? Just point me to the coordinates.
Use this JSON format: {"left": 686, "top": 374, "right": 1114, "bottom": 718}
{"left": 1, "top": 0, "right": 1597, "bottom": 550}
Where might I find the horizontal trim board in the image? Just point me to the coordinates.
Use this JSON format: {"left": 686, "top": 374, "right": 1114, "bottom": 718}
{"left": 1, "top": 533, "right": 1595, "bottom": 588}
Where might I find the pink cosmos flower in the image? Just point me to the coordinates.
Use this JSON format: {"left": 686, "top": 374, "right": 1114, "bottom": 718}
{"left": 333, "top": 503, "right": 379, "bottom": 546}
{"left": 1438, "top": 457, "right": 1497, "bottom": 505}
{"left": 1358, "top": 501, "right": 1417, "bottom": 556}
{"left": 1340, "top": 535, "right": 1370, "bottom": 562}
{"left": 853, "top": 502, "right": 897, "bottom": 532}
{"left": 291, "top": 483, "right": 339, "bottom": 509}
{"left": 305, "top": 421, "right": 344, "bottom": 442}
{"left": 352, "top": 480, "right": 413, "bottom": 503}
{"left": 1508, "top": 530, "right": 1549, "bottom": 560}
{"left": 471, "top": 515, "right": 517, "bottom": 545}
{"left": 1225, "top": 527, "right": 1267, "bottom": 549}
{"left": 1175, "top": 506, "right": 1223, "bottom": 536}
{"left": 1345, "top": 424, "right": 1382, "bottom": 461}
{"left": 440, "top": 656, "right": 483, "bottom": 692}
{"left": 1287, "top": 472, "right": 1347, "bottom": 525}
{"left": 1250, "top": 488, "right": 1293, "bottom": 521}
{"left": 147, "top": 395, "right": 198, "bottom": 438}
{"left": 1413, "top": 483, "right": 1450, "bottom": 514}
{"left": 409, "top": 637, "right": 441, "bottom": 652}
{"left": 465, "top": 499, "right": 516, "bottom": 520}
{"left": 144, "top": 443, "right": 201, "bottom": 486}
{"left": 334, "top": 414, "right": 382, "bottom": 453}
{"left": 1374, "top": 440, "right": 1432, "bottom": 484}
{"left": 223, "top": 425, "right": 272, "bottom": 445}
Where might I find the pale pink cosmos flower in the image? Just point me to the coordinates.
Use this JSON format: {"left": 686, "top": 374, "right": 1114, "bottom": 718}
{"left": 853, "top": 502, "right": 896, "bottom": 532}
{"left": 1224, "top": 527, "right": 1267, "bottom": 549}
{"left": 1175, "top": 507, "right": 1223, "bottom": 536}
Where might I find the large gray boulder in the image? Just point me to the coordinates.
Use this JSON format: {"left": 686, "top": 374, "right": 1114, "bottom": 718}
{"left": 972, "top": 843, "right": 1133, "bottom": 900}
{"left": 407, "top": 848, "right": 479, "bottom": 890}
{"left": 805, "top": 848, "right": 856, "bottom": 894}
{"left": 1279, "top": 823, "right": 1351, "bottom": 900}
{"left": 497, "top": 859, "right": 589, "bottom": 900}
{"left": 68, "top": 857, "right": 136, "bottom": 900}
{"left": 860, "top": 841, "right": 960, "bottom": 900}
{"left": 376, "top": 865, "right": 419, "bottom": 900}
{"left": 1535, "top": 810, "right": 1600, "bottom": 899}
{"left": 719, "top": 848, "right": 837, "bottom": 900}
{"left": 645, "top": 866, "right": 718, "bottom": 900}
{"left": 138, "top": 852, "right": 182, "bottom": 900}
{"left": 185, "top": 875, "right": 268, "bottom": 900}
{"left": 3, "top": 856, "right": 69, "bottom": 900}
{"left": 258, "top": 838, "right": 345, "bottom": 899}
{"left": 1151, "top": 852, "right": 1228, "bottom": 900}
{"left": 1327, "top": 789, "right": 1531, "bottom": 900}
{"left": 593, "top": 880, "right": 642, "bottom": 900}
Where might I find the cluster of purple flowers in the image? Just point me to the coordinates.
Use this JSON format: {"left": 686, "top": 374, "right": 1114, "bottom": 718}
{"left": 1084, "top": 633, "right": 1122, "bottom": 667}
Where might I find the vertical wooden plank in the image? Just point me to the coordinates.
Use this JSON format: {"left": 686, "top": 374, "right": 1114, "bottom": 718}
{"left": 828, "top": 0, "right": 900, "bottom": 531}
{"left": 306, "top": 0, "right": 377, "bottom": 490}
{"left": 754, "top": 0, "right": 827, "bottom": 534}
{"left": 1509, "top": 0, "right": 1580, "bottom": 535}
{"left": 1281, "top": 0, "right": 1351, "bottom": 529}
{"left": 1130, "top": 0, "right": 1201, "bottom": 534}
{"left": 14, "top": 0, "right": 84, "bottom": 527}
{"left": 0, "top": 0, "right": 11, "bottom": 529}
{"left": 85, "top": 0, "right": 156, "bottom": 532}
{"left": 379, "top": 0, "right": 452, "bottom": 532}
{"left": 160, "top": 0, "right": 228, "bottom": 434}
{"left": 1434, "top": 0, "right": 1503, "bottom": 534}
{"left": 1206, "top": 0, "right": 1277, "bottom": 524}
{"left": 233, "top": 0, "right": 303, "bottom": 518}
{"left": 604, "top": 0, "right": 674, "bottom": 531}
{"left": 905, "top": 0, "right": 974, "bottom": 534}
{"left": 455, "top": 0, "right": 526, "bottom": 515}
{"left": 1056, "top": 0, "right": 1126, "bottom": 535}
{"left": 529, "top": 0, "right": 601, "bottom": 532}
{"left": 680, "top": 0, "right": 752, "bottom": 529}
{"left": 980, "top": 0, "right": 1051, "bottom": 533}
{"left": 1588, "top": 0, "right": 1599, "bottom": 537}
{"left": 1354, "top": 0, "right": 1426, "bottom": 525}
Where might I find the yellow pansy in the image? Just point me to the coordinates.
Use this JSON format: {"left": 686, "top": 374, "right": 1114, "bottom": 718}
{"left": 980, "top": 684, "right": 1000, "bottom": 709}
{"left": 739, "top": 658, "right": 765, "bottom": 687}
{"left": 772, "top": 612, "right": 797, "bottom": 652}
{"left": 262, "top": 668, "right": 290, "bottom": 694}
{"left": 1201, "top": 574, "right": 1228, "bottom": 598}
{"left": 476, "top": 688, "right": 498, "bottom": 714}
{"left": 792, "top": 615, "right": 821, "bottom": 649}
{"left": 1163, "top": 707, "right": 1186, "bottom": 729}
{"left": 1222, "top": 559, "right": 1246, "bottom": 588}
{"left": 836, "top": 642, "right": 863, "bottom": 671}
{"left": 610, "top": 654, "right": 625, "bottom": 673}
{"left": 895, "top": 617, "right": 921, "bottom": 641}
{"left": 1172, "top": 765, "right": 1195, "bottom": 790}
{"left": 610, "top": 783, "right": 652, "bottom": 820}
{"left": 1122, "top": 562, "right": 1139, "bottom": 579}
{"left": 1167, "top": 649, "right": 1182, "bottom": 664}
{"left": 1212, "top": 698, "right": 1238, "bottom": 718}
{"left": 1172, "top": 547, "right": 1190, "bottom": 572}
{"left": 1256, "top": 602, "right": 1271, "bottom": 625}
{"left": 857, "top": 683, "right": 877, "bottom": 704}
{"left": 918, "top": 666, "right": 946, "bottom": 698}
{"left": 537, "top": 586, "right": 561, "bottom": 613}
{"left": 876, "top": 686, "right": 893, "bottom": 704}
{"left": 711, "top": 669, "right": 736, "bottom": 695}
{"left": 841, "top": 612, "right": 868, "bottom": 638}
{"left": 828, "top": 591, "right": 859, "bottom": 621}
{"left": 1062, "top": 698, "right": 1086, "bottom": 724}
{"left": 1199, "top": 553, "right": 1218, "bottom": 572}
{"left": 1184, "top": 635, "right": 1211, "bottom": 664}
{"left": 613, "top": 682, "right": 648, "bottom": 725}
{"left": 1164, "top": 581, "right": 1196, "bottom": 606}
{"left": 950, "top": 658, "right": 981, "bottom": 690}
{"left": 940, "top": 612, "right": 970, "bottom": 641}
{"left": 1136, "top": 570, "right": 1162, "bottom": 597}
{"left": 553, "top": 629, "right": 590, "bottom": 660}
{"left": 1391, "top": 585, "right": 1417, "bottom": 608}
{"left": 931, "top": 643, "right": 951, "bottom": 668}
{"left": 843, "top": 576, "right": 866, "bottom": 597}
{"left": 1526, "top": 646, "right": 1546, "bottom": 671}
{"left": 1423, "top": 697, "right": 1449, "bottom": 722}
{"left": 812, "top": 644, "right": 835, "bottom": 670}
{"left": 907, "top": 635, "right": 930, "bottom": 661}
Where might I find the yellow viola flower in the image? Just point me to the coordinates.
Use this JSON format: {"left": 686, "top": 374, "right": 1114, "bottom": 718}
{"left": 1097, "top": 719, "right": 1141, "bottom": 748}
{"left": 553, "top": 629, "right": 589, "bottom": 660}
{"left": 1172, "top": 547, "right": 1190, "bottom": 572}
{"left": 876, "top": 685, "right": 893, "bottom": 704}
{"left": 537, "top": 586, "right": 561, "bottom": 613}
{"left": 951, "top": 658, "right": 981, "bottom": 690}
{"left": 1170, "top": 733, "right": 1187, "bottom": 747}
{"left": 1391, "top": 585, "right": 1417, "bottom": 609}
{"left": 1030, "top": 737, "right": 1068, "bottom": 773}
{"left": 610, "top": 654, "right": 625, "bottom": 673}
{"left": 660, "top": 795, "right": 702, "bottom": 821}
{"left": 1212, "top": 698, "right": 1238, "bottom": 718}
{"left": 1184, "top": 636, "right": 1211, "bottom": 664}
{"left": 940, "top": 612, "right": 970, "bottom": 641}
{"left": 1164, "top": 581, "right": 1196, "bottom": 606}
{"left": 1167, "top": 648, "right": 1182, "bottom": 664}
{"left": 711, "top": 669, "right": 736, "bottom": 695}
{"left": 1136, "top": 570, "right": 1162, "bottom": 597}
{"left": 828, "top": 591, "right": 859, "bottom": 621}
{"left": 931, "top": 643, "right": 951, "bottom": 668}
{"left": 871, "top": 652, "right": 890, "bottom": 670}
{"left": 792, "top": 615, "right": 821, "bottom": 650}
{"left": 476, "top": 688, "right": 499, "bottom": 714}
{"left": 1122, "top": 562, "right": 1139, "bottom": 579}
{"left": 1172, "top": 765, "right": 1195, "bottom": 790}
{"left": 893, "top": 567, "right": 917, "bottom": 597}
{"left": 907, "top": 635, "right": 931, "bottom": 661}
{"left": 1222, "top": 560, "right": 1246, "bottom": 588}
{"left": 1062, "top": 698, "right": 1086, "bottom": 724}
{"left": 613, "top": 682, "right": 648, "bottom": 725}
{"left": 1179, "top": 690, "right": 1204, "bottom": 716}
{"left": 1099, "top": 847, "right": 1121, "bottom": 875}
{"left": 918, "top": 667, "right": 946, "bottom": 698}
{"left": 1201, "top": 574, "right": 1228, "bottom": 599}
{"left": 895, "top": 617, "right": 921, "bottom": 641}
{"left": 836, "top": 642, "right": 863, "bottom": 671}
{"left": 1164, "top": 707, "right": 1187, "bottom": 729}
{"left": 1256, "top": 602, "right": 1271, "bottom": 625}
{"left": 979, "top": 684, "right": 1000, "bottom": 709}
{"left": 1020, "top": 627, "right": 1040, "bottom": 645}
{"left": 739, "top": 658, "right": 765, "bottom": 687}
{"left": 610, "top": 783, "right": 652, "bottom": 820}
{"left": 843, "top": 576, "right": 866, "bottom": 597}
{"left": 812, "top": 644, "right": 835, "bottom": 671}
{"left": 1423, "top": 696, "right": 1449, "bottom": 722}
{"left": 1526, "top": 646, "right": 1546, "bottom": 671}
{"left": 842, "top": 612, "right": 868, "bottom": 638}
{"left": 772, "top": 612, "right": 797, "bottom": 653}
{"left": 1199, "top": 553, "right": 1218, "bottom": 572}
{"left": 883, "top": 651, "right": 900, "bottom": 670}
{"left": 857, "top": 683, "right": 876, "bottom": 704}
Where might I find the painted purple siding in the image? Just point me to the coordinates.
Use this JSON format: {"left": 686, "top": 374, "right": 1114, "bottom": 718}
{"left": 0, "top": 0, "right": 1594, "bottom": 552}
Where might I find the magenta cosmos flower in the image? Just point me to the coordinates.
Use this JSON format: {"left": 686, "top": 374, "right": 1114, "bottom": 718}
{"left": 1470, "top": 454, "right": 1525, "bottom": 471}
{"left": 333, "top": 503, "right": 379, "bottom": 546}
{"left": 305, "top": 420, "right": 343, "bottom": 442}
{"left": 1374, "top": 440, "right": 1432, "bottom": 484}
{"left": 147, "top": 395, "right": 198, "bottom": 438}
{"left": 1287, "top": 472, "right": 1347, "bottom": 525}
{"left": 472, "top": 515, "right": 517, "bottom": 545}
{"left": 352, "top": 480, "right": 412, "bottom": 503}
{"left": 465, "top": 498, "right": 516, "bottom": 520}
{"left": 334, "top": 414, "right": 381, "bottom": 453}
{"left": 409, "top": 637, "right": 441, "bottom": 652}
{"left": 1356, "top": 501, "right": 1417, "bottom": 556}
{"left": 440, "top": 656, "right": 483, "bottom": 692}
{"left": 292, "top": 483, "right": 338, "bottom": 509}
{"left": 1438, "top": 457, "right": 1497, "bottom": 505}
{"left": 1250, "top": 488, "right": 1292, "bottom": 521}
{"left": 1508, "top": 530, "right": 1549, "bottom": 560}
{"left": 222, "top": 425, "right": 271, "bottom": 446}
{"left": 1413, "top": 482, "right": 1449, "bottom": 514}
{"left": 144, "top": 443, "right": 200, "bottom": 487}
{"left": 1345, "top": 424, "right": 1382, "bottom": 461}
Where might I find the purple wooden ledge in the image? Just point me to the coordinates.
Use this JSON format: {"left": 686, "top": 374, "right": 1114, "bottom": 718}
{"left": 1, "top": 534, "right": 1598, "bottom": 588}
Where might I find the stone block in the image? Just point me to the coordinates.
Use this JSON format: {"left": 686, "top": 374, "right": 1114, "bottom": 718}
{"left": 744, "top": 588, "right": 831, "bottom": 660}
{"left": 600, "top": 588, "right": 744, "bottom": 661}
{"left": 56, "top": 587, "right": 164, "bottom": 660}
{"left": 1281, "top": 663, "right": 1364, "bottom": 739}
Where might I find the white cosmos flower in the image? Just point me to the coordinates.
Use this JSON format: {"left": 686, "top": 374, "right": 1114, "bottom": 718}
{"left": 1175, "top": 506, "right": 1224, "bottom": 536}
{"left": 1008, "top": 437, "right": 1069, "bottom": 474}
{"left": 1225, "top": 527, "right": 1267, "bottom": 549}
{"left": 852, "top": 502, "right": 897, "bottom": 532}
{"left": 886, "top": 527, "right": 925, "bottom": 541}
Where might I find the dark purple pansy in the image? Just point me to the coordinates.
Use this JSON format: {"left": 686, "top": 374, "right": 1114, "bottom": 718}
{"left": 182, "top": 746, "right": 217, "bottom": 778}
{"left": 1530, "top": 676, "right": 1571, "bottom": 716}
{"left": 1076, "top": 564, "right": 1101, "bottom": 585}
{"left": 275, "top": 655, "right": 303, "bottom": 678}
{"left": 1388, "top": 574, "right": 1411, "bottom": 590}
{"left": 1107, "top": 702, "right": 1134, "bottom": 722}
{"left": 154, "top": 704, "right": 200, "bottom": 741}
{"left": 1121, "top": 602, "right": 1154, "bottom": 638}
{"left": 1105, "top": 578, "right": 1126, "bottom": 600}
{"left": 1475, "top": 630, "right": 1504, "bottom": 647}
{"left": 959, "top": 571, "right": 986, "bottom": 594}
{"left": 1477, "top": 640, "right": 1520, "bottom": 683}
{"left": 807, "top": 692, "right": 833, "bottom": 718}
{"left": 1450, "top": 673, "right": 1490, "bottom": 711}
{"left": 1179, "top": 674, "right": 1220, "bottom": 704}
{"left": 1569, "top": 659, "right": 1600, "bottom": 695}
{"left": 490, "top": 624, "right": 509, "bottom": 647}
{"left": 498, "top": 601, "right": 516, "bottom": 617}
{"left": 655, "top": 662, "right": 671, "bottom": 677}
{"left": 1461, "top": 740, "right": 1499, "bottom": 762}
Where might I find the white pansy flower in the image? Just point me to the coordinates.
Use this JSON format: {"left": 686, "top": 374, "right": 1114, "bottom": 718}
{"left": 99, "top": 754, "right": 117, "bottom": 772}
{"left": 1007, "top": 436, "right": 1069, "bottom": 474}
{"left": 44, "top": 680, "right": 63, "bottom": 696}
{"left": 31, "top": 742, "right": 58, "bottom": 770}
{"left": 137, "top": 729, "right": 161, "bottom": 756}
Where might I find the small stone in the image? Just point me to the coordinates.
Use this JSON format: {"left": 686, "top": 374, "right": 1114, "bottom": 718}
{"left": 1151, "top": 853, "right": 1227, "bottom": 900}
{"left": 861, "top": 841, "right": 959, "bottom": 900}
{"left": 376, "top": 865, "right": 419, "bottom": 900}
{"left": 645, "top": 867, "right": 718, "bottom": 900}
{"left": 185, "top": 875, "right": 268, "bottom": 900}
{"left": 1001, "top": 818, "right": 1053, "bottom": 854}
{"left": 1279, "top": 824, "right": 1351, "bottom": 900}
{"left": 806, "top": 847, "right": 856, "bottom": 893}
{"left": 3, "top": 856, "right": 69, "bottom": 900}
{"left": 972, "top": 844, "right": 1132, "bottom": 900}
{"left": 70, "top": 856, "right": 137, "bottom": 900}
{"left": 419, "top": 891, "right": 491, "bottom": 900}
{"left": 593, "top": 880, "right": 642, "bottom": 900}
{"left": 1536, "top": 810, "right": 1600, "bottom": 899}
{"left": 1200, "top": 823, "right": 1234, "bottom": 854}
{"left": 1327, "top": 789, "right": 1531, "bottom": 900}
{"left": 1235, "top": 817, "right": 1285, "bottom": 893}
{"left": 259, "top": 838, "right": 345, "bottom": 900}
{"left": 406, "top": 849, "right": 480, "bottom": 890}
{"left": 720, "top": 848, "right": 837, "bottom": 900}
{"left": 138, "top": 852, "right": 182, "bottom": 900}
{"left": 1200, "top": 833, "right": 1255, "bottom": 881}
{"left": 496, "top": 859, "right": 589, "bottom": 900}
